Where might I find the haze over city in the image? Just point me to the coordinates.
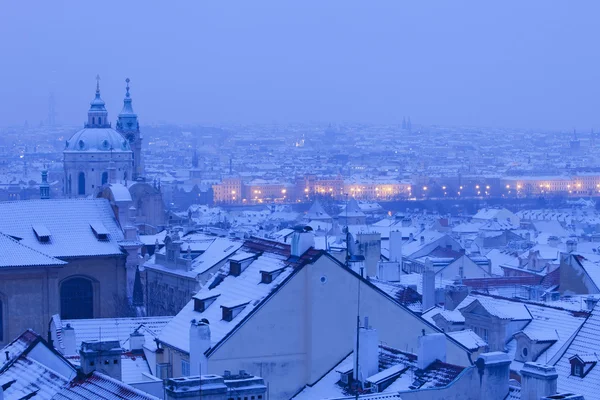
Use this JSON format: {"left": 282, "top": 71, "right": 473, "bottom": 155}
{"left": 2, "top": 2, "right": 600, "bottom": 400}
{"left": 1, "top": 0, "right": 600, "bottom": 129}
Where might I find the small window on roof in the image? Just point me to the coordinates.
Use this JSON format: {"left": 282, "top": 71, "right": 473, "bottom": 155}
{"left": 221, "top": 302, "right": 249, "bottom": 322}
{"left": 90, "top": 222, "right": 109, "bottom": 240}
{"left": 194, "top": 294, "right": 220, "bottom": 312}
{"left": 32, "top": 225, "right": 51, "bottom": 243}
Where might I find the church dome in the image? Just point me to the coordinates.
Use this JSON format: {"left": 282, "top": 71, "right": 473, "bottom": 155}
{"left": 64, "top": 128, "right": 131, "bottom": 152}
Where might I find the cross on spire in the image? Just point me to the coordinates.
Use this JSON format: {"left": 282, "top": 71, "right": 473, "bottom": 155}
{"left": 96, "top": 74, "right": 101, "bottom": 92}
{"left": 125, "top": 78, "right": 130, "bottom": 97}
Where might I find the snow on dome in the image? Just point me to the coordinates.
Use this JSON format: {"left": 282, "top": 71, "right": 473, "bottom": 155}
{"left": 64, "top": 128, "right": 131, "bottom": 152}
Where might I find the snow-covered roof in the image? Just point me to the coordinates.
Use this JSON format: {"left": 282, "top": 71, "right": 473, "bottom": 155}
{"left": 52, "top": 371, "right": 158, "bottom": 399}
{"left": 447, "top": 329, "right": 487, "bottom": 351}
{"left": 58, "top": 316, "right": 173, "bottom": 355}
{"left": 157, "top": 238, "right": 322, "bottom": 354}
{"left": 108, "top": 183, "right": 132, "bottom": 202}
{"left": 458, "top": 295, "right": 533, "bottom": 320}
{"left": 0, "top": 232, "right": 66, "bottom": 268}
{"left": 293, "top": 344, "right": 464, "bottom": 400}
{"left": 0, "top": 199, "right": 124, "bottom": 258}
{"left": 555, "top": 302, "right": 600, "bottom": 399}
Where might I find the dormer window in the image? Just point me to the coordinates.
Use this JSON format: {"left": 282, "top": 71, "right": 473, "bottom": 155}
{"left": 32, "top": 224, "right": 51, "bottom": 243}
{"left": 221, "top": 301, "right": 250, "bottom": 322}
{"left": 90, "top": 222, "right": 109, "bottom": 240}
{"left": 194, "top": 293, "right": 220, "bottom": 312}
{"left": 569, "top": 354, "right": 598, "bottom": 378}
{"left": 229, "top": 256, "right": 254, "bottom": 277}
{"left": 260, "top": 267, "right": 285, "bottom": 284}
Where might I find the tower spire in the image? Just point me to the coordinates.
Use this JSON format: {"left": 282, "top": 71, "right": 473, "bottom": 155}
{"left": 86, "top": 75, "right": 108, "bottom": 128}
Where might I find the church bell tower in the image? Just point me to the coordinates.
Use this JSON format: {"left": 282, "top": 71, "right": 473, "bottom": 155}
{"left": 116, "top": 78, "right": 144, "bottom": 180}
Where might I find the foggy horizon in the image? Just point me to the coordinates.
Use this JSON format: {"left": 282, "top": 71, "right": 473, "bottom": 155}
{"left": 1, "top": 1, "right": 600, "bottom": 130}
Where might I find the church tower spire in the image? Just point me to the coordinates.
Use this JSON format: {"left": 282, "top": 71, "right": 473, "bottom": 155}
{"left": 116, "top": 78, "right": 144, "bottom": 180}
{"left": 86, "top": 75, "right": 109, "bottom": 128}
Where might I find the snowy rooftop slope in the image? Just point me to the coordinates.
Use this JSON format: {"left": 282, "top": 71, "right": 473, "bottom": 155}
{"left": 293, "top": 344, "right": 464, "bottom": 400}
{"left": 458, "top": 295, "right": 533, "bottom": 320}
{"left": 60, "top": 316, "right": 173, "bottom": 353}
{"left": 52, "top": 371, "right": 159, "bottom": 400}
{"left": 0, "top": 357, "right": 70, "bottom": 400}
{"left": 0, "top": 232, "right": 66, "bottom": 268}
{"left": 0, "top": 329, "right": 41, "bottom": 371}
{"left": 447, "top": 330, "right": 487, "bottom": 351}
{"left": 555, "top": 302, "right": 600, "bottom": 399}
{"left": 158, "top": 238, "right": 321, "bottom": 354}
{"left": 0, "top": 199, "right": 124, "bottom": 258}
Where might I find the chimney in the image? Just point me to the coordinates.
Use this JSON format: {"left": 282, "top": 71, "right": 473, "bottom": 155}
{"left": 190, "top": 319, "right": 211, "bottom": 376}
{"left": 475, "top": 352, "right": 511, "bottom": 400}
{"left": 566, "top": 239, "right": 577, "bottom": 253}
{"left": 520, "top": 362, "right": 558, "bottom": 400}
{"left": 422, "top": 258, "right": 436, "bottom": 311}
{"left": 389, "top": 231, "right": 403, "bottom": 262}
{"left": 353, "top": 318, "right": 379, "bottom": 385}
{"left": 40, "top": 169, "right": 50, "bottom": 199}
{"left": 444, "top": 284, "right": 469, "bottom": 311}
{"left": 80, "top": 340, "right": 123, "bottom": 380}
{"left": 585, "top": 295, "right": 598, "bottom": 311}
{"left": 129, "top": 330, "right": 145, "bottom": 352}
{"left": 417, "top": 332, "right": 445, "bottom": 370}
{"left": 291, "top": 228, "right": 315, "bottom": 257}
{"left": 63, "top": 323, "right": 77, "bottom": 355}
{"left": 420, "top": 235, "right": 425, "bottom": 245}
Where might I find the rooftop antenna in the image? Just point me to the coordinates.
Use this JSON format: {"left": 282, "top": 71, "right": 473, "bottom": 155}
{"left": 345, "top": 193, "right": 350, "bottom": 267}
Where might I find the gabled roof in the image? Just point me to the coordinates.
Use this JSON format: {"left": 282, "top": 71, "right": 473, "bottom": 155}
{"left": 0, "top": 233, "right": 66, "bottom": 268}
{"left": 52, "top": 371, "right": 158, "bottom": 400}
{"left": 0, "top": 199, "right": 125, "bottom": 258}
{"left": 338, "top": 197, "right": 365, "bottom": 218}
{"left": 55, "top": 316, "right": 173, "bottom": 355}
{"left": 157, "top": 238, "right": 322, "bottom": 354}
{"left": 0, "top": 330, "right": 158, "bottom": 400}
{"left": 306, "top": 199, "right": 331, "bottom": 220}
{"left": 458, "top": 295, "right": 533, "bottom": 320}
{"left": 555, "top": 302, "right": 600, "bottom": 398}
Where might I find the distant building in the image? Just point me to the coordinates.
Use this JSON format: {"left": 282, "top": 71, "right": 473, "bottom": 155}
{"left": 63, "top": 77, "right": 133, "bottom": 197}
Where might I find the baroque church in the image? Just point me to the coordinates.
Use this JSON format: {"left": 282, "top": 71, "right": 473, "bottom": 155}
{"left": 64, "top": 76, "right": 165, "bottom": 233}
{"left": 0, "top": 77, "right": 166, "bottom": 346}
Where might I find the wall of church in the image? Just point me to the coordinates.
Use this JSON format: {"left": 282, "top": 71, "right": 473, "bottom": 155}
{"left": 0, "top": 267, "right": 58, "bottom": 347}
{"left": 57, "top": 256, "right": 129, "bottom": 318}
{"left": 63, "top": 152, "right": 133, "bottom": 196}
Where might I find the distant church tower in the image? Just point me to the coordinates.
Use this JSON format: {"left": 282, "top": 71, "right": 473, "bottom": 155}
{"left": 63, "top": 76, "right": 133, "bottom": 197}
{"left": 116, "top": 78, "right": 144, "bottom": 180}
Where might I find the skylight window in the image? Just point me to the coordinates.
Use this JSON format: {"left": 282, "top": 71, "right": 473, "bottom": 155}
{"left": 90, "top": 222, "right": 109, "bottom": 240}
{"left": 32, "top": 224, "right": 51, "bottom": 243}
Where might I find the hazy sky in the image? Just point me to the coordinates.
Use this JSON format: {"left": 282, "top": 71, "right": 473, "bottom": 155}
{"left": 1, "top": 1, "right": 599, "bottom": 129}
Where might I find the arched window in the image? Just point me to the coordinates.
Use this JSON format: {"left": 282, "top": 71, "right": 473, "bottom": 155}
{"left": 92, "top": 117, "right": 95, "bottom": 125}
{"left": 98, "top": 117, "right": 102, "bottom": 125}
{"left": 101, "top": 172, "right": 108, "bottom": 185}
{"left": 60, "top": 278, "right": 93, "bottom": 319}
{"left": 124, "top": 171, "right": 128, "bottom": 181}
{"left": 78, "top": 172, "right": 85, "bottom": 195}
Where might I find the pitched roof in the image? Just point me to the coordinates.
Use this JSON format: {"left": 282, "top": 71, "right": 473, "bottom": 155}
{"left": 0, "top": 330, "right": 158, "bottom": 400}
{"left": 306, "top": 199, "right": 331, "bottom": 220}
{"left": 0, "top": 199, "right": 125, "bottom": 258}
{"left": 0, "top": 233, "right": 66, "bottom": 268}
{"left": 56, "top": 316, "right": 173, "bottom": 355}
{"left": 157, "top": 238, "right": 322, "bottom": 354}
{"left": 555, "top": 302, "right": 600, "bottom": 399}
{"left": 51, "top": 371, "right": 158, "bottom": 400}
